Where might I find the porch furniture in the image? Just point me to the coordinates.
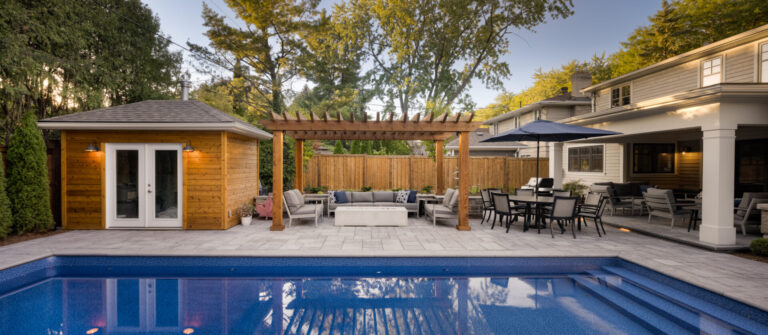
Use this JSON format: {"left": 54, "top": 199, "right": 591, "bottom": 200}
{"left": 552, "top": 190, "right": 571, "bottom": 197}
{"left": 255, "top": 195, "right": 273, "bottom": 220}
{"left": 521, "top": 178, "right": 554, "bottom": 193}
{"left": 593, "top": 182, "right": 651, "bottom": 215}
{"left": 425, "top": 188, "right": 459, "bottom": 226}
{"left": 543, "top": 196, "right": 579, "bottom": 239}
{"left": 303, "top": 193, "right": 330, "bottom": 216}
{"left": 480, "top": 189, "right": 502, "bottom": 224}
{"left": 515, "top": 188, "right": 534, "bottom": 197}
{"left": 734, "top": 192, "right": 768, "bottom": 235}
{"left": 335, "top": 207, "right": 407, "bottom": 227}
{"left": 508, "top": 195, "right": 555, "bottom": 233}
{"left": 485, "top": 189, "right": 503, "bottom": 226}
{"left": 591, "top": 185, "right": 634, "bottom": 215}
{"left": 328, "top": 191, "right": 419, "bottom": 216}
{"left": 417, "top": 194, "right": 439, "bottom": 218}
{"left": 577, "top": 192, "right": 606, "bottom": 237}
{"left": 758, "top": 203, "right": 768, "bottom": 238}
{"left": 491, "top": 193, "right": 523, "bottom": 233}
{"left": 282, "top": 190, "right": 322, "bottom": 227}
{"left": 682, "top": 203, "right": 701, "bottom": 232}
{"left": 643, "top": 188, "right": 692, "bottom": 227}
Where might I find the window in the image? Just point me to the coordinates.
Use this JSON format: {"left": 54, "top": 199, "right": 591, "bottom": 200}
{"left": 610, "top": 85, "right": 631, "bottom": 107}
{"left": 761, "top": 43, "right": 768, "bottom": 83}
{"left": 701, "top": 56, "right": 722, "bottom": 86}
{"left": 568, "top": 145, "right": 604, "bottom": 172}
{"left": 633, "top": 143, "right": 675, "bottom": 173}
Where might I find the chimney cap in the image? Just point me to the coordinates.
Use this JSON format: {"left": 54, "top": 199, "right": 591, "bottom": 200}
{"left": 181, "top": 80, "right": 190, "bottom": 101}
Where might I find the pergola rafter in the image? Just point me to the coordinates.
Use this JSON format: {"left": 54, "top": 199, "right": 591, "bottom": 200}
{"left": 262, "top": 111, "right": 481, "bottom": 231}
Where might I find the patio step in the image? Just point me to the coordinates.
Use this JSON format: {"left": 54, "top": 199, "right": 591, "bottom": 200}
{"left": 569, "top": 275, "right": 691, "bottom": 334}
{"left": 600, "top": 266, "right": 768, "bottom": 334}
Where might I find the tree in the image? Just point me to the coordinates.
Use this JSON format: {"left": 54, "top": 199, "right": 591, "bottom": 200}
{"left": 0, "top": 159, "right": 12, "bottom": 239}
{"left": 333, "top": 140, "right": 346, "bottom": 154}
{"left": 190, "top": 0, "right": 319, "bottom": 119}
{"left": 334, "top": 0, "right": 573, "bottom": 117}
{"left": 0, "top": 0, "right": 182, "bottom": 143}
{"left": 6, "top": 112, "right": 53, "bottom": 233}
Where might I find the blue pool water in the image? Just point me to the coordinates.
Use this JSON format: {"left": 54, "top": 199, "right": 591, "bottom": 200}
{"left": 0, "top": 257, "right": 766, "bottom": 334}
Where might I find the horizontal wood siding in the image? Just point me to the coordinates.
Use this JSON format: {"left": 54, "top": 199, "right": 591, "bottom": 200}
{"left": 225, "top": 133, "right": 260, "bottom": 229}
{"left": 62, "top": 131, "right": 224, "bottom": 230}
{"left": 632, "top": 59, "right": 699, "bottom": 103}
{"left": 725, "top": 44, "right": 755, "bottom": 82}
{"left": 496, "top": 117, "right": 517, "bottom": 133}
{"left": 628, "top": 141, "right": 702, "bottom": 190}
{"left": 304, "top": 155, "right": 547, "bottom": 192}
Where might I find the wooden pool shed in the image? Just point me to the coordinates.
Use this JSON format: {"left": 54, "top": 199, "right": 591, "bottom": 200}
{"left": 38, "top": 100, "right": 272, "bottom": 230}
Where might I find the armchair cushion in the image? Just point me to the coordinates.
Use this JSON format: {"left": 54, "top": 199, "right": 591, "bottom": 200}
{"left": 443, "top": 188, "right": 455, "bottom": 207}
{"left": 293, "top": 204, "right": 320, "bottom": 215}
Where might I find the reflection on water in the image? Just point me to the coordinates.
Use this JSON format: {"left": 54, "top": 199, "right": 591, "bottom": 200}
{"left": 0, "top": 276, "right": 648, "bottom": 334}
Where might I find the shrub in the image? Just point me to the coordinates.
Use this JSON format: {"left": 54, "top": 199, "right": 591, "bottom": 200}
{"left": 0, "top": 159, "right": 12, "bottom": 239}
{"left": 420, "top": 185, "right": 434, "bottom": 194}
{"left": 750, "top": 238, "right": 768, "bottom": 257}
{"left": 361, "top": 186, "right": 372, "bottom": 192}
{"left": 7, "top": 112, "right": 54, "bottom": 234}
{"left": 238, "top": 202, "right": 255, "bottom": 217}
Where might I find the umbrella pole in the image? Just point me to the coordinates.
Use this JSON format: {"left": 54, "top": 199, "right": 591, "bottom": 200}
{"left": 535, "top": 137, "right": 540, "bottom": 196}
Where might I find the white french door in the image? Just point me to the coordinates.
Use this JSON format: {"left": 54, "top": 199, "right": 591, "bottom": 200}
{"left": 106, "top": 143, "right": 183, "bottom": 228}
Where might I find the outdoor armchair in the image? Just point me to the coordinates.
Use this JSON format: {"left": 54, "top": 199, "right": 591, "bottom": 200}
{"left": 283, "top": 189, "right": 322, "bottom": 227}
{"left": 591, "top": 185, "right": 634, "bottom": 215}
{"left": 425, "top": 188, "right": 459, "bottom": 227}
{"left": 643, "top": 188, "right": 691, "bottom": 227}
{"left": 734, "top": 192, "right": 768, "bottom": 235}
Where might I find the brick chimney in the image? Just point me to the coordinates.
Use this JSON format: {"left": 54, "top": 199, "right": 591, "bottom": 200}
{"left": 570, "top": 71, "right": 592, "bottom": 98}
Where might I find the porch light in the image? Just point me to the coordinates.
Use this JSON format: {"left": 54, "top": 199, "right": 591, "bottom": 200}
{"left": 183, "top": 328, "right": 195, "bottom": 334}
{"left": 682, "top": 146, "right": 692, "bottom": 154}
{"left": 84, "top": 142, "right": 100, "bottom": 152}
{"left": 183, "top": 142, "right": 195, "bottom": 152}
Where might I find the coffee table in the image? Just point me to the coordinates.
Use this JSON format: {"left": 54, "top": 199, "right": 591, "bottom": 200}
{"left": 335, "top": 207, "right": 408, "bottom": 227}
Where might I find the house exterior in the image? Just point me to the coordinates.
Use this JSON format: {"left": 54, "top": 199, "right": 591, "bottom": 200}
{"left": 550, "top": 24, "right": 768, "bottom": 246}
{"left": 483, "top": 71, "right": 593, "bottom": 157}
{"left": 445, "top": 128, "right": 525, "bottom": 157}
{"left": 38, "top": 99, "right": 272, "bottom": 230}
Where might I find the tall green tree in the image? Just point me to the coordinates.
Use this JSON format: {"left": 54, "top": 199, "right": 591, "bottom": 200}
{"left": 6, "top": 112, "right": 53, "bottom": 233}
{"left": 334, "top": 0, "right": 573, "bottom": 116}
{"left": 0, "top": 158, "right": 12, "bottom": 239}
{"left": 333, "top": 140, "right": 346, "bottom": 154}
{"left": 191, "top": 0, "right": 319, "bottom": 118}
{"left": 0, "top": 0, "right": 182, "bottom": 143}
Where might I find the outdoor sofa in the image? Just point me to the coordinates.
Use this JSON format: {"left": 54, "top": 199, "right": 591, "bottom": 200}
{"left": 328, "top": 191, "right": 419, "bottom": 216}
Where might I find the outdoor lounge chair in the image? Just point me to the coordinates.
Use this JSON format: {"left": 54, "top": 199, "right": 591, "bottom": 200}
{"left": 283, "top": 189, "right": 322, "bottom": 227}
{"left": 591, "top": 185, "right": 634, "bottom": 215}
{"left": 643, "top": 188, "right": 691, "bottom": 227}
{"left": 425, "top": 188, "right": 459, "bottom": 226}
{"left": 734, "top": 192, "right": 768, "bottom": 235}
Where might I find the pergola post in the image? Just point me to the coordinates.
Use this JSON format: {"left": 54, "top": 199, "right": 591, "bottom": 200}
{"left": 295, "top": 139, "right": 304, "bottom": 193}
{"left": 457, "top": 131, "right": 471, "bottom": 231}
{"left": 435, "top": 140, "right": 444, "bottom": 194}
{"left": 270, "top": 131, "right": 284, "bottom": 231}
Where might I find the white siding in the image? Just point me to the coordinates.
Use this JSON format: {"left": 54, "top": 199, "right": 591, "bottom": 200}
{"left": 519, "top": 111, "right": 535, "bottom": 125}
{"left": 561, "top": 143, "right": 624, "bottom": 186}
{"left": 632, "top": 59, "right": 699, "bottom": 103}
{"left": 725, "top": 44, "right": 755, "bottom": 82}
{"left": 542, "top": 106, "right": 572, "bottom": 121}
{"left": 496, "top": 117, "right": 517, "bottom": 133}
{"left": 596, "top": 88, "right": 611, "bottom": 111}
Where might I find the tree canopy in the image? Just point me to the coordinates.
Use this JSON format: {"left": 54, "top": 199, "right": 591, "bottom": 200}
{"left": 0, "top": 0, "right": 183, "bottom": 143}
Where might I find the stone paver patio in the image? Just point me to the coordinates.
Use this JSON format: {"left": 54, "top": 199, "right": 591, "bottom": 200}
{"left": 1, "top": 216, "right": 767, "bottom": 311}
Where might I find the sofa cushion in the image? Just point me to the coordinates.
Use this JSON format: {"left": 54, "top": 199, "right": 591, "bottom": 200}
{"left": 328, "top": 190, "right": 336, "bottom": 204}
{"left": 612, "top": 183, "right": 633, "bottom": 197}
{"left": 395, "top": 190, "right": 409, "bottom": 203}
{"left": 329, "top": 202, "right": 351, "bottom": 210}
{"left": 402, "top": 202, "right": 418, "bottom": 210}
{"left": 334, "top": 191, "right": 349, "bottom": 204}
{"left": 352, "top": 202, "right": 373, "bottom": 206}
{"left": 407, "top": 190, "right": 418, "bottom": 203}
{"left": 443, "top": 188, "right": 455, "bottom": 206}
{"left": 352, "top": 192, "right": 373, "bottom": 203}
{"left": 375, "top": 202, "right": 398, "bottom": 207}
{"left": 374, "top": 191, "right": 395, "bottom": 203}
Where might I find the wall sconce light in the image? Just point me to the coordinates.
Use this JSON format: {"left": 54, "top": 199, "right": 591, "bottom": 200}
{"left": 682, "top": 146, "right": 692, "bottom": 154}
{"left": 84, "top": 142, "right": 99, "bottom": 152}
{"left": 183, "top": 141, "right": 195, "bottom": 152}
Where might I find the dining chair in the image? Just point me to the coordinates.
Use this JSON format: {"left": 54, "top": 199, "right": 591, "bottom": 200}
{"left": 492, "top": 193, "right": 523, "bottom": 233}
{"left": 577, "top": 192, "right": 606, "bottom": 237}
{"left": 480, "top": 189, "right": 493, "bottom": 224}
{"left": 545, "top": 196, "right": 579, "bottom": 239}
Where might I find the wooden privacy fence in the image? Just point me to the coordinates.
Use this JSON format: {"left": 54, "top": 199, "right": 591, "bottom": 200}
{"left": 303, "top": 155, "right": 548, "bottom": 192}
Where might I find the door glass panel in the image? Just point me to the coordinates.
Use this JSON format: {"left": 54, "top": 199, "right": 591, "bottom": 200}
{"left": 155, "top": 150, "right": 178, "bottom": 218}
{"left": 116, "top": 279, "right": 140, "bottom": 327}
{"left": 116, "top": 150, "right": 139, "bottom": 218}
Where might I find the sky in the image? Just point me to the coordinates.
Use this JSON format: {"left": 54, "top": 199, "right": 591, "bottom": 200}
{"left": 142, "top": 0, "right": 663, "bottom": 110}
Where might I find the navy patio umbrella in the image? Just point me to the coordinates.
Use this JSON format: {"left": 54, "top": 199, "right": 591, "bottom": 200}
{"left": 481, "top": 120, "right": 621, "bottom": 194}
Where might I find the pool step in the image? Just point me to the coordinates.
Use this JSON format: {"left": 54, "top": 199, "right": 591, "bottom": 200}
{"left": 570, "top": 275, "right": 692, "bottom": 334}
{"left": 600, "top": 266, "right": 768, "bottom": 335}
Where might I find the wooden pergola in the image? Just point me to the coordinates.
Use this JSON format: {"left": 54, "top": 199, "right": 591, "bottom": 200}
{"left": 261, "top": 111, "right": 482, "bottom": 231}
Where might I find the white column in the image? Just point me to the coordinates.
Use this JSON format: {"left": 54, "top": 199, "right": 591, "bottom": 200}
{"left": 699, "top": 128, "right": 736, "bottom": 245}
{"left": 549, "top": 142, "right": 563, "bottom": 189}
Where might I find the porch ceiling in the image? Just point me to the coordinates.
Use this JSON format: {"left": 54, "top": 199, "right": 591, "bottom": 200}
{"left": 568, "top": 127, "right": 702, "bottom": 144}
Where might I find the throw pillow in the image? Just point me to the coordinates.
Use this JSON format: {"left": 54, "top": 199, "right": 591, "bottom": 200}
{"left": 395, "top": 190, "right": 410, "bottom": 204}
{"left": 328, "top": 190, "right": 336, "bottom": 204}
{"left": 334, "top": 191, "right": 349, "bottom": 203}
{"left": 407, "top": 190, "right": 417, "bottom": 203}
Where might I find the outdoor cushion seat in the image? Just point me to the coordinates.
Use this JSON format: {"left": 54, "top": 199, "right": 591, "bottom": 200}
{"left": 328, "top": 191, "right": 420, "bottom": 216}
{"left": 425, "top": 190, "right": 459, "bottom": 227}
{"left": 293, "top": 204, "right": 321, "bottom": 215}
{"left": 328, "top": 203, "right": 351, "bottom": 210}
{"left": 373, "top": 191, "right": 395, "bottom": 202}
{"left": 351, "top": 192, "right": 374, "bottom": 202}
{"left": 643, "top": 188, "right": 691, "bottom": 227}
{"left": 424, "top": 203, "right": 454, "bottom": 215}
{"left": 352, "top": 202, "right": 374, "bottom": 206}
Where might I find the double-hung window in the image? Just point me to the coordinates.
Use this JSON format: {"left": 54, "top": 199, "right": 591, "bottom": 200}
{"left": 568, "top": 145, "right": 604, "bottom": 172}
{"left": 761, "top": 43, "right": 768, "bottom": 83}
{"left": 610, "top": 85, "right": 631, "bottom": 108}
{"left": 701, "top": 56, "right": 722, "bottom": 86}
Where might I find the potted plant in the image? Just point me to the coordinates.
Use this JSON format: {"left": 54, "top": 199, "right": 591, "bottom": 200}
{"left": 238, "top": 202, "right": 255, "bottom": 226}
{"left": 563, "top": 179, "right": 588, "bottom": 198}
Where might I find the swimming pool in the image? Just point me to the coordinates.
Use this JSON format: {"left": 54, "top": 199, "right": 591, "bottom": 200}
{"left": 0, "top": 257, "right": 766, "bottom": 334}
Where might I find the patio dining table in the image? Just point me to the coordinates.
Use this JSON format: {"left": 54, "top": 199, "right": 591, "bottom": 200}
{"left": 508, "top": 195, "right": 555, "bottom": 233}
